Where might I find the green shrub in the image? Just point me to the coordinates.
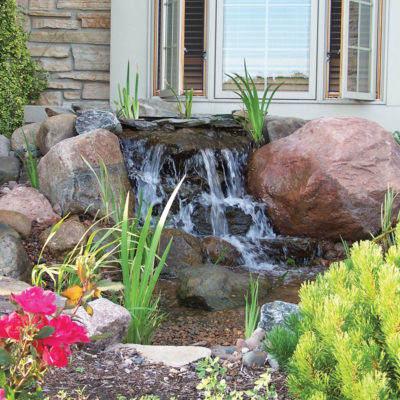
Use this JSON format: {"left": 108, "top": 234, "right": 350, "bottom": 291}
{"left": 0, "top": 0, "right": 47, "bottom": 137}
{"left": 263, "top": 312, "right": 301, "bottom": 371}
{"left": 286, "top": 223, "right": 400, "bottom": 399}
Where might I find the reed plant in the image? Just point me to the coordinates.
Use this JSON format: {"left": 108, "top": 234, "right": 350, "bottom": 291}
{"left": 114, "top": 61, "right": 140, "bottom": 120}
{"left": 226, "top": 61, "right": 282, "bottom": 146}
{"left": 244, "top": 274, "right": 260, "bottom": 339}
{"left": 164, "top": 80, "right": 193, "bottom": 119}
{"left": 18, "top": 131, "right": 39, "bottom": 189}
{"left": 119, "top": 178, "right": 184, "bottom": 344}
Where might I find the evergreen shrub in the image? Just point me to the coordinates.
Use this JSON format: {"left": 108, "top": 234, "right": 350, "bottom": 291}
{"left": 0, "top": 0, "right": 47, "bottom": 137}
{"left": 284, "top": 224, "right": 400, "bottom": 399}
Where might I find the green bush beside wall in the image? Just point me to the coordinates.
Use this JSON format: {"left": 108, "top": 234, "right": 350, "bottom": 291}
{"left": 0, "top": 0, "right": 47, "bottom": 137}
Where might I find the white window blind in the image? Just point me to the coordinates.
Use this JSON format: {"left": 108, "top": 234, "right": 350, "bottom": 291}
{"left": 221, "top": 0, "right": 312, "bottom": 93}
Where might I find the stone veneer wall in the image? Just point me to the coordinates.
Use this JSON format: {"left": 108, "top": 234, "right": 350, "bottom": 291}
{"left": 21, "top": 0, "right": 111, "bottom": 108}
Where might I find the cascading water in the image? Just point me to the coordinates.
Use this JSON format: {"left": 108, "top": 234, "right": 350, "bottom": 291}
{"left": 120, "top": 128, "right": 320, "bottom": 278}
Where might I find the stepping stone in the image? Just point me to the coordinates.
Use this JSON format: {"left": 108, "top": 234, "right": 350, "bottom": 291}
{"left": 108, "top": 344, "right": 211, "bottom": 368}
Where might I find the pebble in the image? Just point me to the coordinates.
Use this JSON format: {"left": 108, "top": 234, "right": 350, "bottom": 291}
{"left": 242, "top": 350, "right": 267, "bottom": 368}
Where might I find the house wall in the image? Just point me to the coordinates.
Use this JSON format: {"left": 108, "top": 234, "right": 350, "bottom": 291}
{"left": 23, "top": 0, "right": 111, "bottom": 121}
{"left": 109, "top": 0, "right": 400, "bottom": 132}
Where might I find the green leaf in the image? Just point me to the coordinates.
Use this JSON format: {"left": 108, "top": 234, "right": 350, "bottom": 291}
{"left": 0, "top": 347, "right": 12, "bottom": 366}
{"left": 34, "top": 325, "right": 55, "bottom": 340}
{"left": 95, "top": 279, "right": 125, "bottom": 291}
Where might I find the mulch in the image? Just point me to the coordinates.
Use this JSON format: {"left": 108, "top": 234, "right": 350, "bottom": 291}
{"left": 18, "top": 212, "right": 294, "bottom": 399}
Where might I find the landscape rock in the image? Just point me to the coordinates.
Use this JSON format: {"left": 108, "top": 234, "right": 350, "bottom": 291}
{"left": 0, "top": 185, "right": 60, "bottom": 224}
{"left": 0, "top": 135, "right": 10, "bottom": 156}
{"left": 201, "top": 236, "right": 243, "bottom": 266}
{"left": 242, "top": 350, "right": 267, "bottom": 368}
{"left": 75, "top": 109, "right": 122, "bottom": 135}
{"left": 159, "top": 229, "right": 203, "bottom": 274}
{"left": 139, "top": 97, "right": 179, "bottom": 118}
{"left": 0, "top": 156, "right": 20, "bottom": 184}
{"left": 177, "top": 264, "right": 270, "bottom": 311}
{"left": 108, "top": 344, "right": 212, "bottom": 368}
{"left": 0, "top": 210, "right": 32, "bottom": 238}
{"left": 0, "top": 234, "right": 31, "bottom": 282}
{"left": 236, "top": 328, "right": 266, "bottom": 351}
{"left": 39, "top": 217, "right": 87, "bottom": 259}
{"left": 71, "top": 298, "right": 131, "bottom": 351}
{"left": 120, "top": 119, "right": 158, "bottom": 131}
{"left": 37, "top": 114, "right": 77, "bottom": 155}
{"left": 0, "top": 223, "right": 19, "bottom": 239}
{"left": 258, "top": 301, "right": 299, "bottom": 332}
{"left": 263, "top": 116, "right": 307, "bottom": 143}
{"left": 0, "top": 276, "right": 31, "bottom": 315}
{"left": 38, "top": 129, "right": 132, "bottom": 217}
{"left": 11, "top": 122, "right": 41, "bottom": 151}
{"left": 248, "top": 117, "right": 400, "bottom": 240}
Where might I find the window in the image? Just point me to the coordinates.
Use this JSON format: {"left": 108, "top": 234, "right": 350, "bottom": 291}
{"left": 154, "top": 0, "right": 383, "bottom": 101}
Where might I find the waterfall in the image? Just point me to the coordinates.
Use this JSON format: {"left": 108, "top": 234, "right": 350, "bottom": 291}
{"left": 119, "top": 135, "right": 291, "bottom": 273}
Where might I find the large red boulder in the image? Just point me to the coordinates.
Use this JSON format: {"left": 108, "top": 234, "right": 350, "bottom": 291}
{"left": 248, "top": 117, "right": 400, "bottom": 241}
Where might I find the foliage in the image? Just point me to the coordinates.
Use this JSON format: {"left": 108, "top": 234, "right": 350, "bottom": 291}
{"left": 18, "top": 131, "right": 39, "bottom": 189}
{"left": 244, "top": 275, "right": 260, "bottom": 339}
{"left": 373, "top": 187, "right": 400, "bottom": 251}
{"left": 120, "top": 178, "right": 184, "bottom": 344}
{"left": 164, "top": 80, "right": 193, "bottom": 119}
{"left": 285, "top": 224, "right": 400, "bottom": 399}
{"left": 114, "top": 61, "right": 140, "bottom": 120}
{"left": 0, "top": 287, "right": 89, "bottom": 398}
{"left": 263, "top": 312, "right": 302, "bottom": 371}
{"left": 196, "top": 357, "right": 277, "bottom": 399}
{"left": 0, "top": 0, "right": 47, "bottom": 137}
{"left": 392, "top": 131, "right": 400, "bottom": 145}
{"left": 226, "top": 61, "right": 282, "bottom": 146}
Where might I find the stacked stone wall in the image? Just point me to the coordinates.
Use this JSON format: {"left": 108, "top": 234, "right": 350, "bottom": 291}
{"left": 21, "top": 0, "right": 111, "bottom": 108}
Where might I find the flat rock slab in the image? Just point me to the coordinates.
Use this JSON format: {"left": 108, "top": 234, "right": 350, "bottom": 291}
{"left": 109, "top": 344, "right": 211, "bottom": 368}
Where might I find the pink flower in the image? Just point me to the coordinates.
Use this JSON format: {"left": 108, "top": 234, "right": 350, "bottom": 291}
{"left": 0, "top": 388, "right": 5, "bottom": 400}
{"left": 42, "top": 346, "right": 69, "bottom": 367}
{"left": 12, "top": 287, "right": 57, "bottom": 315}
{"left": 42, "top": 315, "right": 90, "bottom": 347}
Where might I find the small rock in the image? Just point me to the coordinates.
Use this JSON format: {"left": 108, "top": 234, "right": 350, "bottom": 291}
{"left": 0, "top": 156, "right": 20, "bottom": 184}
{"left": 0, "top": 234, "right": 31, "bottom": 282}
{"left": 139, "top": 97, "right": 179, "bottom": 118}
{"left": 0, "top": 210, "right": 32, "bottom": 238}
{"left": 70, "top": 298, "right": 131, "bottom": 351}
{"left": 39, "top": 218, "right": 88, "bottom": 259}
{"left": 267, "top": 354, "right": 280, "bottom": 370}
{"left": 237, "top": 327, "right": 266, "bottom": 351}
{"left": 108, "top": 344, "right": 211, "bottom": 368}
{"left": 11, "top": 123, "right": 41, "bottom": 151}
{"left": 0, "top": 185, "right": 60, "bottom": 225}
{"left": 75, "top": 110, "right": 122, "bottom": 135}
{"left": 37, "top": 114, "right": 77, "bottom": 155}
{"left": 262, "top": 116, "right": 307, "bottom": 143}
{"left": 258, "top": 301, "right": 300, "bottom": 332}
{"left": 0, "top": 275, "right": 31, "bottom": 314}
{"left": 242, "top": 350, "right": 267, "bottom": 368}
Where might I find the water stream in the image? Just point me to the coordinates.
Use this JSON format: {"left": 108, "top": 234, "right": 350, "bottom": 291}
{"left": 120, "top": 132, "right": 322, "bottom": 281}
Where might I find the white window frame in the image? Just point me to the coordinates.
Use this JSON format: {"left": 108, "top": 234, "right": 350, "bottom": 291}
{"left": 341, "top": 0, "right": 379, "bottom": 100}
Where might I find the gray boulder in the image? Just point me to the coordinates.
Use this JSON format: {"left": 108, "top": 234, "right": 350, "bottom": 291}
{"left": 139, "top": 97, "right": 179, "bottom": 118}
{"left": 177, "top": 264, "right": 270, "bottom": 311}
{"left": 11, "top": 122, "right": 41, "bottom": 151}
{"left": 38, "top": 129, "right": 132, "bottom": 217}
{"left": 37, "top": 114, "right": 77, "bottom": 155}
{"left": 262, "top": 116, "right": 307, "bottom": 143}
{"left": 0, "top": 210, "right": 32, "bottom": 239}
{"left": 0, "top": 135, "right": 10, "bottom": 156}
{"left": 159, "top": 229, "right": 203, "bottom": 274}
{"left": 0, "top": 156, "right": 20, "bottom": 184}
{"left": 71, "top": 298, "right": 131, "bottom": 351}
{"left": 0, "top": 227, "right": 31, "bottom": 282}
{"left": 242, "top": 350, "right": 267, "bottom": 368}
{"left": 75, "top": 110, "right": 122, "bottom": 135}
{"left": 258, "top": 301, "right": 299, "bottom": 332}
